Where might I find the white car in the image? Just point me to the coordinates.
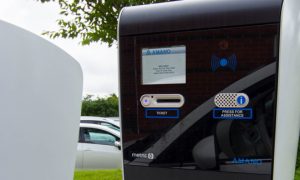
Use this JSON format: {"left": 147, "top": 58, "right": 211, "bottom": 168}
{"left": 80, "top": 116, "right": 120, "bottom": 132}
{"left": 75, "top": 123, "right": 122, "bottom": 169}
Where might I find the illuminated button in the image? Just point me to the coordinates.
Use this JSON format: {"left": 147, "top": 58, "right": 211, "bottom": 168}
{"left": 141, "top": 96, "right": 151, "bottom": 106}
{"left": 237, "top": 95, "right": 246, "bottom": 105}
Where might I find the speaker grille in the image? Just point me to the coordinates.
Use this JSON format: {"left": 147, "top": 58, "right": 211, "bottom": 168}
{"left": 214, "top": 93, "right": 249, "bottom": 108}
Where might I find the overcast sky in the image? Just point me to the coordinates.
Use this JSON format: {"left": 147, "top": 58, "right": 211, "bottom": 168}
{"left": 0, "top": 0, "right": 118, "bottom": 98}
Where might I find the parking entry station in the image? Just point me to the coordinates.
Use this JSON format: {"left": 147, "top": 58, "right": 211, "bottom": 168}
{"left": 118, "top": 0, "right": 300, "bottom": 180}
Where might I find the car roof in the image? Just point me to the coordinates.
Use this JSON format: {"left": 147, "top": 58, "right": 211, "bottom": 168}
{"left": 107, "top": 117, "right": 119, "bottom": 121}
{"left": 79, "top": 123, "right": 120, "bottom": 137}
{"left": 80, "top": 116, "right": 120, "bottom": 126}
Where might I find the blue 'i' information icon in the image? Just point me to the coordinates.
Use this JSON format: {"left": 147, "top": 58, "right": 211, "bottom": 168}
{"left": 237, "top": 95, "right": 246, "bottom": 105}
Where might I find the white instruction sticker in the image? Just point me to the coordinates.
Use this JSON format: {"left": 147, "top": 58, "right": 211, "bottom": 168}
{"left": 142, "top": 46, "right": 186, "bottom": 85}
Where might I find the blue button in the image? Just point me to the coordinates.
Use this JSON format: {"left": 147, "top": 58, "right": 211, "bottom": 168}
{"left": 237, "top": 96, "right": 246, "bottom": 105}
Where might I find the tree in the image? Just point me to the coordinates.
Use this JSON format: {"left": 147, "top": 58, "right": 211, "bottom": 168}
{"left": 81, "top": 94, "right": 119, "bottom": 117}
{"left": 39, "top": 0, "right": 168, "bottom": 46}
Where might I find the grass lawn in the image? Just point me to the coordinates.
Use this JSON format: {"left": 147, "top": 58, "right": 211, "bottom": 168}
{"left": 75, "top": 168, "right": 300, "bottom": 180}
{"left": 296, "top": 169, "right": 300, "bottom": 180}
{"left": 74, "top": 169, "right": 122, "bottom": 180}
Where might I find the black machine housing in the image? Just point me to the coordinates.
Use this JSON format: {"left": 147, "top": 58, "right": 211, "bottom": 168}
{"left": 119, "top": 0, "right": 283, "bottom": 179}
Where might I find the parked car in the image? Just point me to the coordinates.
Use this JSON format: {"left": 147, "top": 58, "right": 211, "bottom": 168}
{"left": 80, "top": 116, "right": 120, "bottom": 132}
{"left": 75, "top": 123, "right": 122, "bottom": 169}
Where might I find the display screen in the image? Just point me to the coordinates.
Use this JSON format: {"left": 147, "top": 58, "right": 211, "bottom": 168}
{"left": 142, "top": 46, "right": 186, "bottom": 85}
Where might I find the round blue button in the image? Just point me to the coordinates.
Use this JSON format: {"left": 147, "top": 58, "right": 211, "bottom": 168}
{"left": 237, "top": 95, "right": 246, "bottom": 105}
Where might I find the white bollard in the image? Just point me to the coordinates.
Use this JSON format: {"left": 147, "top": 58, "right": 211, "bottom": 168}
{"left": 0, "top": 20, "right": 83, "bottom": 180}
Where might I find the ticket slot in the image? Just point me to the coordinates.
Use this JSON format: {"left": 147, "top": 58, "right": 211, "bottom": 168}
{"left": 156, "top": 99, "right": 181, "bottom": 103}
{"left": 140, "top": 94, "right": 185, "bottom": 108}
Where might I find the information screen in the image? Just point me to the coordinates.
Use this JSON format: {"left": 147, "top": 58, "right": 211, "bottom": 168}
{"left": 142, "top": 46, "right": 186, "bottom": 85}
